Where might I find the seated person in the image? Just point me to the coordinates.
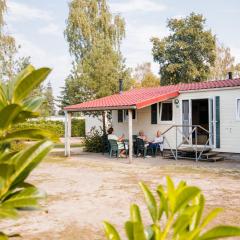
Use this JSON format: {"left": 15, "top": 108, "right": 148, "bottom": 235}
{"left": 137, "top": 130, "right": 148, "bottom": 143}
{"left": 107, "top": 127, "right": 126, "bottom": 157}
{"left": 137, "top": 130, "right": 150, "bottom": 157}
{"left": 149, "top": 130, "right": 164, "bottom": 156}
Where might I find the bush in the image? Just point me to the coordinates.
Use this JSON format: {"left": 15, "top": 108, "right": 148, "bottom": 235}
{"left": 14, "top": 119, "right": 85, "bottom": 138}
{"left": 72, "top": 118, "right": 85, "bottom": 137}
{"left": 84, "top": 128, "right": 103, "bottom": 152}
{"left": 104, "top": 177, "right": 240, "bottom": 240}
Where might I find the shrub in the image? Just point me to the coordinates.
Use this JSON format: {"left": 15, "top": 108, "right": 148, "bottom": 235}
{"left": 104, "top": 176, "right": 240, "bottom": 240}
{"left": 84, "top": 127, "right": 103, "bottom": 152}
{"left": 0, "top": 65, "right": 55, "bottom": 239}
{"left": 72, "top": 118, "right": 85, "bottom": 137}
{"left": 14, "top": 119, "right": 85, "bottom": 138}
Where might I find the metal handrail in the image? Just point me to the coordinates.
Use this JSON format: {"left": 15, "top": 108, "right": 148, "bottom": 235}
{"left": 162, "top": 125, "right": 212, "bottom": 162}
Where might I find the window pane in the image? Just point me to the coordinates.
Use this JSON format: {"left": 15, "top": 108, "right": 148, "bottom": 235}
{"left": 161, "top": 102, "right": 173, "bottom": 121}
{"left": 125, "top": 110, "right": 136, "bottom": 120}
{"left": 118, "top": 110, "right": 123, "bottom": 122}
{"left": 151, "top": 103, "right": 157, "bottom": 124}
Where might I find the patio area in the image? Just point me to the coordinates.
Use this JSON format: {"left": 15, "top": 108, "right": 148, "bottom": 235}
{"left": 1, "top": 148, "right": 240, "bottom": 240}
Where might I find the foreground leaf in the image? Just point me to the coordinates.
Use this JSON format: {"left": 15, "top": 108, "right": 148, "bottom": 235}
{"left": 174, "top": 186, "right": 200, "bottom": 213}
{"left": 139, "top": 182, "right": 158, "bottom": 223}
{"left": 103, "top": 222, "right": 121, "bottom": 240}
{"left": 2, "top": 187, "right": 45, "bottom": 209}
{"left": 198, "top": 226, "right": 240, "bottom": 240}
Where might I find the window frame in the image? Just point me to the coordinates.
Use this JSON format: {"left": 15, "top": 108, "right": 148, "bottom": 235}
{"left": 124, "top": 109, "right": 137, "bottom": 122}
{"left": 117, "top": 109, "right": 124, "bottom": 123}
{"left": 236, "top": 98, "right": 240, "bottom": 121}
{"left": 159, "top": 100, "right": 174, "bottom": 123}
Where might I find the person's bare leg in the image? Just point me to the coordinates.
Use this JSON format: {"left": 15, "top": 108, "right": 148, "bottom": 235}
{"left": 120, "top": 150, "right": 126, "bottom": 158}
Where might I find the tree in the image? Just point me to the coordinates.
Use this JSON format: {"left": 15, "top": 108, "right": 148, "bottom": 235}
{"left": 152, "top": 13, "right": 216, "bottom": 85}
{"left": 61, "top": 0, "right": 132, "bottom": 109}
{"left": 42, "top": 81, "right": 55, "bottom": 116}
{"left": 209, "top": 43, "right": 237, "bottom": 80}
{"left": 133, "top": 62, "right": 160, "bottom": 88}
{"left": 0, "top": 0, "right": 30, "bottom": 82}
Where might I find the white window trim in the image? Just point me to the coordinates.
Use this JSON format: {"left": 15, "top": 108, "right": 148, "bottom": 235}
{"left": 158, "top": 100, "right": 174, "bottom": 124}
{"left": 236, "top": 98, "right": 240, "bottom": 121}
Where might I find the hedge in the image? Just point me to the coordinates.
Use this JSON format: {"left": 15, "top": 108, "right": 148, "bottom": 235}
{"left": 14, "top": 119, "right": 85, "bottom": 138}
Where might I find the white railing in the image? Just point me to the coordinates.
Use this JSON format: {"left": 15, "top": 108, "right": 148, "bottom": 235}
{"left": 162, "top": 125, "right": 212, "bottom": 161}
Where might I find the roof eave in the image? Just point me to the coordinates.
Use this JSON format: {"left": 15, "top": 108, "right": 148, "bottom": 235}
{"left": 64, "top": 105, "right": 137, "bottom": 112}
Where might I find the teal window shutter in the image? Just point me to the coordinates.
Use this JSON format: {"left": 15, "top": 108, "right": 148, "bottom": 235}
{"left": 215, "top": 96, "right": 220, "bottom": 148}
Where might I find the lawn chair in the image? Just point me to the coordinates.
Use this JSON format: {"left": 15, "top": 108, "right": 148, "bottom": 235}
{"left": 108, "top": 139, "right": 120, "bottom": 158}
{"left": 101, "top": 134, "right": 109, "bottom": 155}
{"left": 152, "top": 137, "right": 165, "bottom": 157}
{"left": 135, "top": 138, "right": 153, "bottom": 158}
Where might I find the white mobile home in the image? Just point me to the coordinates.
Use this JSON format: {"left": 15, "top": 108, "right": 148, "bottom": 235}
{"left": 64, "top": 78, "right": 240, "bottom": 159}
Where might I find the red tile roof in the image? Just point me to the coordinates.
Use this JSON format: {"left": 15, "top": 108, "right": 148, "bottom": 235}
{"left": 64, "top": 78, "right": 240, "bottom": 111}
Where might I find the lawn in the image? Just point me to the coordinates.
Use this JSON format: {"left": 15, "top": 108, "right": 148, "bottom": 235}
{"left": 1, "top": 150, "right": 240, "bottom": 240}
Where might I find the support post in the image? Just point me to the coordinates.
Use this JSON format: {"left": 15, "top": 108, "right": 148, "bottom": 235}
{"left": 64, "top": 111, "right": 72, "bottom": 157}
{"left": 128, "top": 109, "right": 133, "bottom": 163}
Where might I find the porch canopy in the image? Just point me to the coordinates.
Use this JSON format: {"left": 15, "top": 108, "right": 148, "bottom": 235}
{"left": 64, "top": 85, "right": 180, "bottom": 162}
{"left": 63, "top": 78, "right": 240, "bottom": 162}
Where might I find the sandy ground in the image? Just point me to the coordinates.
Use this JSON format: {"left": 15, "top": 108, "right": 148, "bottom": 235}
{"left": 1, "top": 149, "right": 240, "bottom": 240}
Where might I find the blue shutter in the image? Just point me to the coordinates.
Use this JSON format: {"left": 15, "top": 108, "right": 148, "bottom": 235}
{"left": 215, "top": 96, "right": 220, "bottom": 148}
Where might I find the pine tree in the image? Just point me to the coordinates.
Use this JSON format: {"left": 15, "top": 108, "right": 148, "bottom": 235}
{"left": 43, "top": 81, "right": 55, "bottom": 116}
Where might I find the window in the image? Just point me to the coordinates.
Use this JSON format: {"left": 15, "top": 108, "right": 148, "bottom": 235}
{"left": 118, "top": 110, "right": 123, "bottom": 122}
{"left": 160, "top": 102, "right": 173, "bottom": 121}
{"left": 237, "top": 98, "right": 240, "bottom": 120}
{"left": 151, "top": 103, "right": 158, "bottom": 124}
{"left": 124, "top": 110, "right": 136, "bottom": 121}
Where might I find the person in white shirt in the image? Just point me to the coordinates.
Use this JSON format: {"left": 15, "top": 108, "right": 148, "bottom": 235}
{"left": 149, "top": 130, "right": 164, "bottom": 156}
{"left": 107, "top": 127, "right": 126, "bottom": 157}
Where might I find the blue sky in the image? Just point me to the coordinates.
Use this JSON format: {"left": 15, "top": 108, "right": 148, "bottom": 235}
{"left": 5, "top": 0, "right": 240, "bottom": 97}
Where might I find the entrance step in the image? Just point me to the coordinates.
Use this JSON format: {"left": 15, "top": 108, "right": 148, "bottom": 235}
{"left": 202, "top": 152, "right": 218, "bottom": 159}
{"left": 199, "top": 156, "right": 224, "bottom": 162}
{"left": 163, "top": 149, "right": 224, "bottom": 162}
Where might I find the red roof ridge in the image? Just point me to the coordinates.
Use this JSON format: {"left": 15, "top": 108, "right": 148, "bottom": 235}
{"left": 64, "top": 78, "right": 240, "bottom": 111}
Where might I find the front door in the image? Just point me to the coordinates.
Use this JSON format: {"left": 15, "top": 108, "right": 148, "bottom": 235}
{"left": 182, "top": 98, "right": 215, "bottom": 146}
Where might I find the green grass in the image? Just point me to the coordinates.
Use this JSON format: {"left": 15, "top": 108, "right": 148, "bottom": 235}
{"left": 54, "top": 143, "right": 84, "bottom": 148}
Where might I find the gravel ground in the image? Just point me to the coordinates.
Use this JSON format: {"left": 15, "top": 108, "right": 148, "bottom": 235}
{"left": 1, "top": 149, "right": 240, "bottom": 240}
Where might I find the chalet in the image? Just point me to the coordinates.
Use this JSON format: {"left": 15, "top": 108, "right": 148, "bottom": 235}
{"left": 64, "top": 76, "right": 240, "bottom": 161}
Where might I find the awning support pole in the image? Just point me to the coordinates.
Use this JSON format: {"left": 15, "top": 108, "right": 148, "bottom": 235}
{"left": 128, "top": 109, "right": 133, "bottom": 163}
{"left": 64, "top": 110, "right": 72, "bottom": 157}
{"left": 102, "top": 111, "right": 106, "bottom": 135}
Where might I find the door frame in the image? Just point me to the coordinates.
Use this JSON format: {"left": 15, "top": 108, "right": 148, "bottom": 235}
{"left": 181, "top": 97, "right": 216, "bottom": 148}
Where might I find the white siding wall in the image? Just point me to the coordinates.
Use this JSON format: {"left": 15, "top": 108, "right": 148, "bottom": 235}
{"left": 112, "top": 87, "right": 240, "bottom": 153}
{"left": 85, "top": 115, "right": 103, "bottom": 135}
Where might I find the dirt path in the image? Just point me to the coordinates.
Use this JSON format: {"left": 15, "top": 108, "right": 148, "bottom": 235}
{"left": 1, "top": 151, "right": 240, "bottom": 239}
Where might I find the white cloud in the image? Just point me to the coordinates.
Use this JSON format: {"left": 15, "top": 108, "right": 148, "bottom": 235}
{"left": 7, "top": 0, "right": 53, "bottom": 22}
{"left": 38, "top": 23, "right": 62, "bottom": 37}
{"left": 231, "top": 47, "right": 240, "bottom": 63}
{"left": 14, "top": 33, "right": 71, "bottom": 97}
{"left": 121, "top": 22, "right": 168, "bottom": 74}
{"left": 110, "top": 0, "right": 167, "bottom": 13}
